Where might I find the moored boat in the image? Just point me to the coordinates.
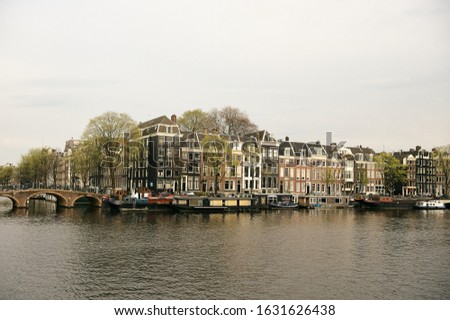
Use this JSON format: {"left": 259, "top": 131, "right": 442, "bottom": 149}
{"left": 414, "top": 200, "right": 446, "bottom": 210}
{"left": 102, "top": 190, "right": 173, "bottom": 211}
{"left": 268, "top": 194, "right": 299, "bottom": 209}
{"left": 270, "top": 201, "right": 299, "bottom": 209}
{"left": 355, "top": 195, "right": 417, "bottom": 210}
{"left": 147, "top": 192, "right": 174, "bottom": 207}
{"left": 172, "top": 196, "right": 256, "bottom": 213}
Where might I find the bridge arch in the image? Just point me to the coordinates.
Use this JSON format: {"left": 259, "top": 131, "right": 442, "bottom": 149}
{"left": 27, "top": 190, "right": 69, "bottom": 207}
{"left": 1, "top": 189, "right": 103, "bottom": 208}
{"left": 71, "top": 194, "right": 102, "bottom": 207}
{"left": 0, "top": 195, "right": 19, "bottom": 209}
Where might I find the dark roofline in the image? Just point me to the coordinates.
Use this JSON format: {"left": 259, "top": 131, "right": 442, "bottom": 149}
{"left": 139, "top": 115, "right": 177, "bottom": 129}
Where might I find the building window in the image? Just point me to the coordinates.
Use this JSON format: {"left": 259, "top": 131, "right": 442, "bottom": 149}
{"left": 285, "top": 148, "right": 290, "bottom": 156}
{"left": 194, "top": 178, "right": 199, "bottom": 190}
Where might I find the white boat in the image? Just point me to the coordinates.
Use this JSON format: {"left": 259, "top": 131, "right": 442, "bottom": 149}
{"left": 414, "top": 200, "right": 446, "bottom": 210}
{"left": 270, "top": 201, "right": 299, "bottom": 209}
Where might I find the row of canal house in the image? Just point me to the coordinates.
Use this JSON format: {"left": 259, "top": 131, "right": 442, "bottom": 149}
{"left": 277, "top": 140, "right": 384, "bottom": 197}
{"left": 393, "top": 146, "right": 438, "bottom": 197}
{"left": 49, "top": 115, "right": 446, "bottom": 198}
{"left": 127, "top": 115, "right": 384, "bottom": 198}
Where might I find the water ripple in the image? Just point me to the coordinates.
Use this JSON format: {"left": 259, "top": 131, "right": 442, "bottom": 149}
{"left": 0, "top": 205, "right": 449, "bottom": 299}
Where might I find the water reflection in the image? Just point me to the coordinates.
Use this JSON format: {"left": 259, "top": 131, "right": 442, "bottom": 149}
{"left": 0, "top": 197, "right": 13, "bottom": 213}
{"left": 0, "top": 199, "right": 449, "bottom": 299}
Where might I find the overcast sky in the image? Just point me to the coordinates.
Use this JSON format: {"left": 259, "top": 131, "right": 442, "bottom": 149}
{"left": 1, "top": 0, "right": 449, "bottom": 164}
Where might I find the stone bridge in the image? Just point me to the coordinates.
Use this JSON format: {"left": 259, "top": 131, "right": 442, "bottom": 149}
{"left": 0, "top": 189, "right": 103, "bottom": 209}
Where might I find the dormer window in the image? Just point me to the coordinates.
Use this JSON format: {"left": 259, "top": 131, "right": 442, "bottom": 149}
{"left": 285, "top": 148, "right": 290, "bottom": 156}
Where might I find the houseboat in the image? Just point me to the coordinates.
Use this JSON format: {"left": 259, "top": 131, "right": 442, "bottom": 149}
{"left": 268, "top": 194, "right": 299, "bottom": 209}
{"left": 355, "top": 195, "right": 416, "bottom": 209}
{"left": 103, "top": 190, "right": 173, "bottom": 211}
{"left": 172, "top": 196, "right": 257, "bottom": 213}
{"left": 298, "top": 195, "right": 351, "bottom": 209}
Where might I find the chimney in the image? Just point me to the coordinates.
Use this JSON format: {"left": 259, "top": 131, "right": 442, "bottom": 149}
{"left": 326, "top": 132, "right": 332, "bottom": 146}
{"left": 171, "top": 114, "right": 177, "bottom": 123}
{"left": 285, "top": 136, "right": 289, "bottom": 141}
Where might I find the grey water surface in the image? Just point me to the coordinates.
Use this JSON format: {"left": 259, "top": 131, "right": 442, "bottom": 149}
{"left": 0, "top": 198, "right": 449, "bottom": 299}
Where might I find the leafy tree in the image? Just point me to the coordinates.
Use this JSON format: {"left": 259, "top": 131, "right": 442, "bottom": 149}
{"left": 323, "top": 167, "right": 336, "bottom": 195}
{"left": 81, "top": 111, "right": 138, "bottom": 189}
{"left": 0, "top": 166, "right": 15, "bottom": 188}
{"left": 355, "top": 165, "right": 368, "bottom": 194}
{"left": 17, "top": 153, "right": 33, "bottom": 186}
{"left": 17, "top": 148, "right": 53, "bottom": 188}
{"left": 242, "top": 139, "right": 261, "bottom": 194}
{"left": 47, "top": 149, "right": 60, "bottom": 188}
{"left": 375, "top": 152, "right": 407, "bottom": 195}
{"left": 201, "top": 134, "right": 231, "bottom": 195}
{"left": 433, "top": 145, "right": 450, "bottom": 196}
{"left": 177, "top": 109, "right": 210, "bottom": 132}
{"left": 72, "top": 140, "right": 100, "bottom": 188}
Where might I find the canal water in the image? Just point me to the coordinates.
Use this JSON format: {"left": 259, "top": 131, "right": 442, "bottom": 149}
{"left": 0, "top": 198, "right": 449, "bottom": 300}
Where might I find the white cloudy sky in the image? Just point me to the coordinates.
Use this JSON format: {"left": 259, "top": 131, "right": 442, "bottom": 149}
{"left": 1, "top": 0, "right": 449, "bottom": 164}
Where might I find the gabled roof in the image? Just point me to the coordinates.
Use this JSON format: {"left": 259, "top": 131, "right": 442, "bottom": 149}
{"left": 349, "top": 146, "right": 376, "bottom": 155}
{"left": 279, "top": 141, "right": 324, "bottom": 157}
{"left": 393, "top": 146, "right": 423, "bottom": 161}
{"left": 138, "top": 115, "right": 176, "bottom": 129}
{"left": 243, "top": 130, "right": 276, "bottom": 142}
{"left": 138, "top": 115, "right": 180, "bottom": 136}
{"left": 191, "top": 132, "right": 240, "bottom": 144}
{"left": 182, "top": 132, "right": 200, "bottom": 141}
{"left": 178, "top": 132, "right": 201, "bottom": 148}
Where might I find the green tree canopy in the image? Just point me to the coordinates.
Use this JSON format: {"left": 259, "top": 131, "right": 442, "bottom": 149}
{"left": 17, "top": 147, "right": 55, "bottom": 188}
{"left": 0, "top": 165, "right": 15, "bottom": 188}
{"left": 201, "top": 134, "right": 231, "bottom": 195}
{"left": 375, "top": 152, "right": 407, "bottom": 195}
{"left": 433, "top": 145, "right": 450, "bottom": 196}
{"left": 82, "top": 111, "right": 138, "bottom": 142}
{"left": 72, "top": 140, "right": 100, "bottom": 188}
{"left": 177, "top": 109, "right": 210, "bottom": 132}
{"left": 81, "top": 111, "right": 138, "bottom": 189}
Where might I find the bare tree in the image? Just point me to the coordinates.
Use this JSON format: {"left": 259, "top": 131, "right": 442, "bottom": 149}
{"left": 207, "top": 106, "right": 258, "bottom": 136}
